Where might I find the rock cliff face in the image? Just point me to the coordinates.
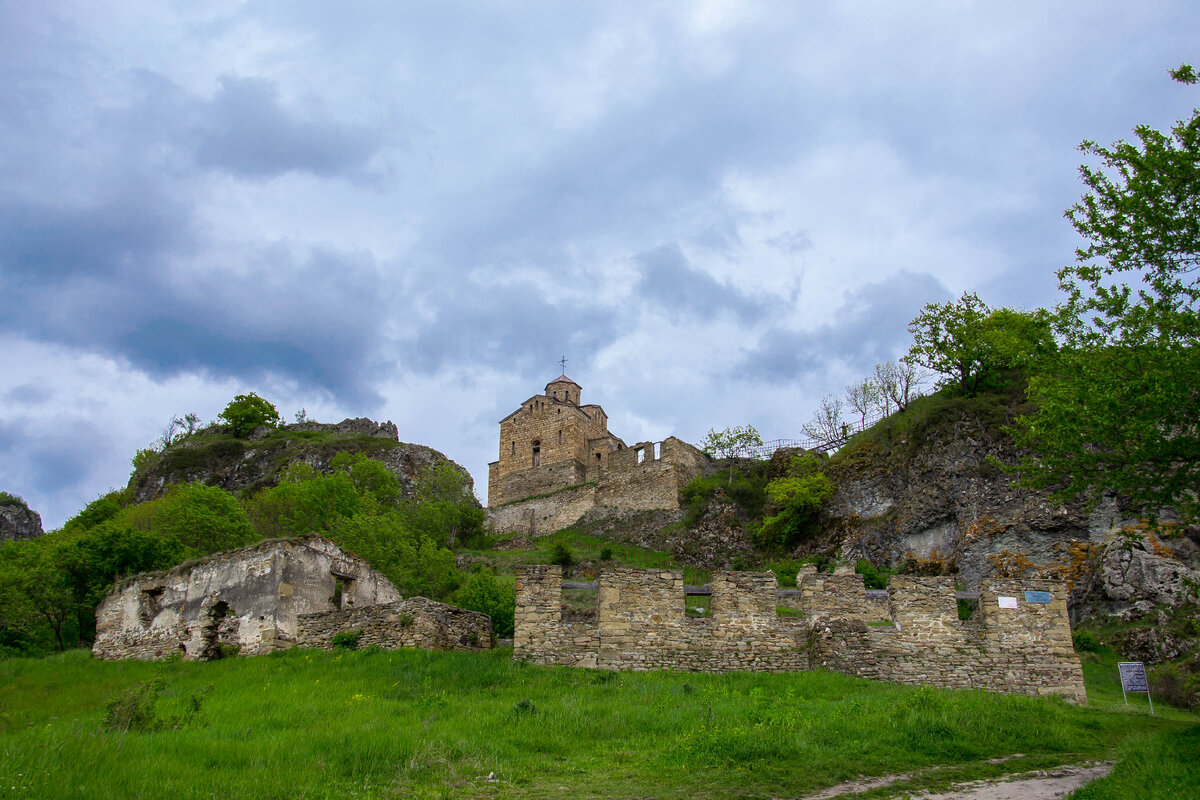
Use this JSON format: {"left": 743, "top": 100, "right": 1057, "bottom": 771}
{"left": 127, "top": 418, "right": 477, "bottom": 506}
{"left": 822, "top": 400, "right": 1200, "bottom": 619}
{"left": 0, "top": 496, "right": 43, "bottom": 541}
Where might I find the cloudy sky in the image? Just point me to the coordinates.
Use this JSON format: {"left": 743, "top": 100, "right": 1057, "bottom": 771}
{"left": 2, "top": 1, "right": 1197, "bottom": 528}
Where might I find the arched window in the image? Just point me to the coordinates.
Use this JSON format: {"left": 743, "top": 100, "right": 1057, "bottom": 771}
{"left": 532, "top": 440, "right": 541, "bottom": 467}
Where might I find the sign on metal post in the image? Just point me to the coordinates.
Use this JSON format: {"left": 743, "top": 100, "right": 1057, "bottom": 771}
{"left": 1118, "top": 661, "right": 1154, "bottom": 714}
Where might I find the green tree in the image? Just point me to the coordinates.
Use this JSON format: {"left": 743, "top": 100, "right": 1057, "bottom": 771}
{"left": 455, "top": 569, "right": 515, "bottom": 638}
{"left": 218, "top": 392, "right": 281, "bottom": 437}
{"left": 758, "top": 453, "right": 834, "bottom": 548}
{"left": 150, "top": 483, "right": 259, "bottom": 557}
{"left": 1014, "top": 67, "right": 1200, "bottom": 521}
{"left": 701, "top": 425, "right": 763, "bottom": 485}
{"left": 905, "top": 293, "right": 1054, "bottom": 396}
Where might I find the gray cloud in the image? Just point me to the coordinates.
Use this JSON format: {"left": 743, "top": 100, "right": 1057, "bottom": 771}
{"left": 0, "top": 417, "right": 112, "bottom": 509}
{"left": 404, "top": 281, "right": 619, "bottom": 376}
{"left": 739, "top": 271, "right": 950, "bottom": 382}
{"left": 1, "top": 1, "right": 1197, "bottom": 526}
{"left": 635, "top": 244, "right": 772, "bottom": 322}
{"left": 194, "top": 76, "right": 380, "bottom": 180}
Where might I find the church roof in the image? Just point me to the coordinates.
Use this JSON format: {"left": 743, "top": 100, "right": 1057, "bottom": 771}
{"left": 546, "top": 374, "right": 580, "bottom": 387}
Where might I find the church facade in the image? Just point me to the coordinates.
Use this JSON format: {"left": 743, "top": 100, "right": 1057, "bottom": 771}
{"left": 487, "top": 375, "right": 709, "bottom": 535}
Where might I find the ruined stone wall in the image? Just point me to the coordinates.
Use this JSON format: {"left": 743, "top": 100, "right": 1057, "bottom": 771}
{"left": 92, "top": 537, "right": 400, "bottom": 661}
{"left": 487, "top": 484, "right": 598, "bottom": 537}
{"left": 788, "top": 564, "right": 890, "bottom": 622}
{"left": 491, "top": 457, "right": 588, "bottom": 508}
{"left": 516, "top": 566, "right": 811, "bottom": 673}
{"left": 514, "top": 566, "right": 1087, "bottom": 703}
{"left": 295, "top": 597, "right": 493, "bottom": 652}
{"left": 489, "top": 437, "right": 710, "bottom": 536}
{"left": 593, "top": 437, "right": 705, "bottom": 512}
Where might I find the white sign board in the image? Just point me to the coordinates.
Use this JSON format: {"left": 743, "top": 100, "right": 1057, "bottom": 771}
{"left": 997, "top": 596, "right": 1018, "bottom": 609}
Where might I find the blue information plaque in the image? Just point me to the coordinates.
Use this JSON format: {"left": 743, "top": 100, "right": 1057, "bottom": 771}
{"left": 1024, "top": 591, "right": 1052, "bottom": 604}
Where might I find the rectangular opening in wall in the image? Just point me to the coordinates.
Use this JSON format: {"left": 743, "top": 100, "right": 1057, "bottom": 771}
{"left": 139, "top": 587, "right": 164, "bottom": 626}
{"left": 561, "top": 589, "right": 597, "bottom": 623}
{"left": 636, "top": 447, "right": 645, "bottom": 464}
{"left": 957, "top": 597, "right": 979, "bottom": 622}
{"left": 332, "top": 576, "right": 355, "bottom": 610}
{"left": 684, "top": 594, "right": 710, "bottom": 618}
{"left": 653, "top": 441, "right": 662, "bottom": 460}
{"left": 684, "top": 581, "right": 711, "bottom": 619}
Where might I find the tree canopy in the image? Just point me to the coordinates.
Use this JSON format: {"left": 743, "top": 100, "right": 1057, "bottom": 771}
{"left": 905, "top": 292, "right": 1054, "bottom": 397}
{"left": 1014, "top": 67, "right": 1200, "bottom": 521}
{"left": 218, "top": 393, "right": 281, "bottom": 437}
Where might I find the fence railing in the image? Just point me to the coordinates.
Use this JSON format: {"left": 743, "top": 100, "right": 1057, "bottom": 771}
{"left": 743, "top": 407, "right": 889, "bottom": 459}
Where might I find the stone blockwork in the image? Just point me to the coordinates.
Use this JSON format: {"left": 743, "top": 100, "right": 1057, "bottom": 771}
{"left": 296, "top": 597, "right": 493, "bottom": 652}
{"left": 514, "top": 565, "right": 1087, "bottom": 703}
{"left": 487, "top": 375, "right": 710, "bottom": 535}
{"left": 92, "top": 536, "right": 487, "bottom": 661}
{"left": 487, "top": 484, "right": 599, "bottom": 539}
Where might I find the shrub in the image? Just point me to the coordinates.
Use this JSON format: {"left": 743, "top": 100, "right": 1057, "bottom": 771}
{"left": 1072, "top": 630, "right": 1103, "bottom": 653}
{"left": 599, "top": 546, "right": 613, "bottom": 561}
{"left": 680, "top": 466, "right": 769, "bottom": 528}
{"left": 331, "top": 630, "right": 364, "bottom": 650}
{"left": 0, "top": 491, "right": 27, "bottom": 508}
{"left": 102, "top": 678, "right": 167, "bottom": 733}
{"left": 758, "top": 454, "right": 834, "bottom": 548}
{"left": 456, "top": 570, "right": 515, "bottom": 638}
{"left": 102, "top": 677, "right": 210, "bottom": 732}
{"left": 855, "top": 558, "right": 898, "bottom": 590}
{"left": 550, "top": 542, "right": 574, "bottom": 571}
{"left": 1150, "top": 662, "right": 1200, "bottom": 708}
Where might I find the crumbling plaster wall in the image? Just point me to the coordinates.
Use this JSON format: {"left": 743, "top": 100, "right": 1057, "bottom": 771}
{"left": 514, "top": 565, "right": 1086, "bottom": 703}
{"left": 92, "top": 537, "right": 399, "bottom": 661}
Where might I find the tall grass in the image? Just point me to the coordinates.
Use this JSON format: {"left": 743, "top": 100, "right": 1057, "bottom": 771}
{"left": 0, "top": 647, "right": 1190, "bottom": 799}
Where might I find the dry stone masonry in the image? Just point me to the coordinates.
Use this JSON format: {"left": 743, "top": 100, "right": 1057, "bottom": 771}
{"left": 93, "top": 536, "right": 491, "bottom": 660}
{"left": 488, "top": 375, "right": 708, "bottom": 535}
{"left": 514, "top": 564, "right": 1086, "bottom": 703}
{"left": 296, "top": 597, "right": 492, "bottom": 652}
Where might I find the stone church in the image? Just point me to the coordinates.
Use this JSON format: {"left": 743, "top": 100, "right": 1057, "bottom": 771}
{"left": 487, "top": 373, "right": 708, "bottom": 534}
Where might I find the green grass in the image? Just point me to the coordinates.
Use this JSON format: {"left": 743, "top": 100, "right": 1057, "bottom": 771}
{"left": 1067, "top": 724, "right": 1200, "bottom": 799}
{"left": 0, "top": 647, "right": 1192, "bottom": 799}
{"left": 459, "top": 529, "right": 711, "bottom": 584}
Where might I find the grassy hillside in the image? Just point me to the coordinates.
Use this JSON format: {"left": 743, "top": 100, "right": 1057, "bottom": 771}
{"left": 0, "top": 647, "right": 1194, "bottom": 800}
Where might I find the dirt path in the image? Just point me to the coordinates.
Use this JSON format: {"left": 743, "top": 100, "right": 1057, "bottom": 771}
{"left": 799, "top": 760, "right": 1112, "bottom": 800}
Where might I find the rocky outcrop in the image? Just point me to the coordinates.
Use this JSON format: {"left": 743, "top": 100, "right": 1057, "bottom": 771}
{"left": 822, "top": 397, "right": 1200, "bottom": 621}
{"left": 127, "top": 418, "right": 476, "bottom": 505}
{"left": 0, "top": 495, "right": 43, "bottom": 541}
{"left": 1117, "top": 626, "right": 1195, "bottom": 665}
{"left": 574, "top": 505, "right": 756, "bottom": 569}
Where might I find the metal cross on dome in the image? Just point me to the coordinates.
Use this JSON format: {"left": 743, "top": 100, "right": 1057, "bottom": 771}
{"left": 559, "top": 355, "right": 568, "bottom": 374}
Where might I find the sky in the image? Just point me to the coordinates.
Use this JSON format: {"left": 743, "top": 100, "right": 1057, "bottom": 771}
{"left": 2, "top": 1, "right": 1198, "bottom": 529}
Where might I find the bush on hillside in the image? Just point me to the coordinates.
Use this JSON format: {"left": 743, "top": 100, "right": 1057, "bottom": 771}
{"left": 757, "top": 453, "right": 834, "bottom": 549}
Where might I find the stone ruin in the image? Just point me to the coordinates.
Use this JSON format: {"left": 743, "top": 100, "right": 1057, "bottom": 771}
{"left": 514, "top": 564, "right": 1087, "bottom": 703}
{"left": 93, "top": 536, "right": 491, "bottom": 661}
{"left": 487, "top": 374, "right": 709, "bottom": 535}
